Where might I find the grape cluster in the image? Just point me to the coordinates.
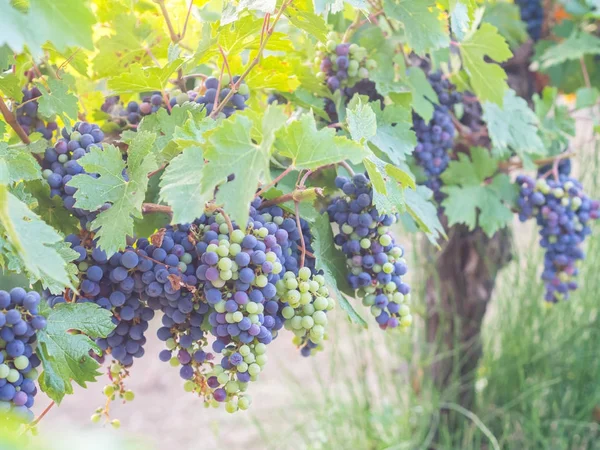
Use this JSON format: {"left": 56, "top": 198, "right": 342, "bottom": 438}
{"left": 315, "top": 32, "right": 376, "bottom": 93}
{"left": 15, "top": 86, "right": 58, "bottom": 139}
{"left": 278, "top": 268, "right": 334, "bottom": 356}
{"left": 516, "top": 0, "right": 543, "bottom": 41}
{"left": 41, "top": 121, "right": 107, "bottom": 228}
{"left": 516, "top": 166, "right": 599, "bottom": 302}
{"left": 412, "top": 72, "right": 461, "bottom": 203}
{"left": 328, "top": 174, "right": 413, "bottom": 330}
{"left": 47, "top": 234, "right": 155, "bottom": 368}
{"left": 194, "top": 75, "right": 250, "bottom": 117}
{"left": 0, "top": 288, "right": 45, "bottom": 423}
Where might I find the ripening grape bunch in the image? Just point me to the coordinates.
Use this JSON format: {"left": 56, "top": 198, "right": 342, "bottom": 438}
{"left": 41, "top": 121, "right": 107, "bottom": 228}
{"left": 516, "top": 164, "right": 600, "bottom": 302}
{"left": 194, "top": 74, "right": 250, "bottom": 117}
{"left": 515, "top": 0, "right": 544, "bottom": 41}
{"left": 15, "top": 86, "right": 58, "bottom": 139}
{"left": 328, "top": 173, "right": 413, "bottom": 330}
{"left": 315, "top": 32, "right": 377, "bottom": 93}
{"left": 0, "top": 288, "right": 45, "bottom": 424}
{"left": 412, "top": 71, "right": 461, "bottom": 203}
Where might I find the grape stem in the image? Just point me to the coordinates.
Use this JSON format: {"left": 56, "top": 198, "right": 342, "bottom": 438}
{"left": 215, "top": 207, "right": 235, "bottom": 235}
{"left": 218, "top": 45, "right": 234, "bottom": 84}
{"left": 210, "top": 0, "right": 293, "bottom": 118}
{"left": 29, "top": 401, "right": 55, "bottom": 428}
{"left": 580, "top": 56, "right": 592, "bottom": 89}
{"left": 141, "top": 203, "right": 173, "bottom": 217}
{"left": 0, "top": 97, "right": 42, "bottom": 163}
{"left": 147, "top": 163, "right": 167, "bottom": 179}
{"left": 254, "top": 166, "right": 294, "bottom": 198}
{"left": 338, "top": 161, "right": 355, "bottom": 177}
{"left": 212, "top": 61, "right": 227, "bottom": 114}
{"left": 180, "top": 0, "right": 194, "bottom": 42}
{"left": 342, "top": 10, "right": 384, "bottom": 43}
{"left": 295, "top": 200, "right": 306, "bottom": 268}
{"left": 498, "top": 151, "right": 576, "bottom": 171}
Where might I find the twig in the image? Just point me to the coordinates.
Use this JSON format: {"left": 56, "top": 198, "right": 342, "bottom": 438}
{"left": 342, "top": 11, "right": 363, "bottom": 43}
{"left": 295, "top": 201, "right": 306, "bottom": 268}
{"left": 180, "top": 0, "right": 194, "bottom": 41}
{"left": 56, "top": 48, "right": 81, "bottom": 79}
{"left": 255, "top": 166, "right": 294, "bottom": 198}
{"left": 338, "top": 161, "right": 355, "bottom": 177}
{"left": 498, "top": 151, "right": 576, "bottom": 171}
{"left": 30, "top": 401, "right": 55, "bottom": 427}
{"left": 0, "top": 97, "right": 38, "bottom": 162}
{"left": 298, "top": 169, "right": 313, "bottom": 188}
{"left": 161, "top": 90, "right": 172, "bottom": 113}
{"left": 218, "top": 45, "right": 233, "bottom": 85}
{"left": 212, "top": 62, "right": 226, "bottom": 113}
{"left": 215, "top": 207, "right": 234, "bottom": 234}
{"left": 156, "top": 0, "right": 179, "bottom": 42}
{"left": 580, "top": 57, "right": 592, "bottom": 90}
{"left": 145, "top": 47, "right": 161, "bottom": 67}
{"left": 142, "top": 203, "right": 173, "bottom": 217}
{"left": 147, "top": 164, "right": 167, "bottom": 179}
{"left": 210, "top": 0, "right": 293, "bottom": 118}
{"left": 183, "top": 73, "right": 208, "bottom": 80}
{"left": 295, "top": 243, "right": 315, "bottom": 259}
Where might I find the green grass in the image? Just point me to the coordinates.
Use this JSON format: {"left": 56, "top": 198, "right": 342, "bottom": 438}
{"left": 260, "top": 148, "right": 600, "bottom": 449}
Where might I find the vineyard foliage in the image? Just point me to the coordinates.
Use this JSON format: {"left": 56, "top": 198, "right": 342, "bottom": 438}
{"left": 0, "top": 0, "right": 598, "bottom": 428}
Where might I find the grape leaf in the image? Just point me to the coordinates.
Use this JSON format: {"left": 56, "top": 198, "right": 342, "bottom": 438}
{"left": 0, "top": 185, "right": 74, "bottom": 291}
{"left": 311, "top": 214, "right": 367, "bottom": 328}
{"left": 406, "top": 68, "right": 438, "bottom": 122}
{"left": 159, "top": 146, "right": 210, "bottom": 224}
{"left": 575, "top": 87, "right": 599, "bottom": 109}
{"left": 482, "top": 2, "right": 528, "bottom": 49}
{"left": 68, "top": 132, "right": 158, "bottom": 256}
{"left": 0, "top": 0, "right": 95, "bottom": 55}
{"left": 539, "top": 30, "right": 600, "bottom": 69}
{"left": 447, "top": 0, "right": 475, "bottom": 41}
{"left": 172, "top": 112, "right": 216, "bottom": 149}
{"left": 384, "top": 0, "right": 449, "bottom": 55}
{"left": 403, "top": 185, "right": 446, "bottom": 244}
{"left": 25, "top": 180, "right": 79, "bottom": 235}
{"left": 368, "top": 102, "right": 416, "bottom": 165}
{"left": 346, "top": 98, "right": 377, "bottom": 142}
{"left": 533, "top": 87, "right": 575, "bottom": 157}
{"left": 0, "top": 73, "right": 22, "bottom": 100}
{"left": 482, "top": 89, "right": 545, "bottom": 159}
{"left": 284, "top": 0, "right": 328, "bottom": 43}
{"left": 201, "top": 114, "right": 270, "bottom": 227}
{"left": 460, "top": 23, "right": 512, "bottom": 105}
{"left": 37, "top": 78, "right": 79, "bottom": 128}
{"left": 274, "top": 113, "right": 366, "bottom": 170}
{"left": 0, "top": 142, "right": 41, "bottom": 184}
{"left": 108, "top": 59, "right": 185, "bottom": 94}
{"left": 441, "top": 147, "right": 517, "bottom": 236}
{"left": 37, "top": 302, "right": 116, "bottom": 404}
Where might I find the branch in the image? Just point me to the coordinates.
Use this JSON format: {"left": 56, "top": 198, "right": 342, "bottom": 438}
{"left": 215, "top": 207, "right": 234, "bottom": 235}
{"left": 0, "top": 97, "right": 31, "bottom": 145}
{"left": 180, "top": 0, "right": 194, "bottom": 41}
{"left": 254, "top": 166, "right": 294, "bottom": 198}
{"left": 156, "top": 0, "right": 179, "bottom": 42}
{"left": 294, "top": 200, "right": 306, "bottom": 268}
{"left": 210, "top": 0, "right": 293, "bottom": 118}
{"left": 498, "top": 151, "right": 576, "bottom": 171}
{"left": 338, "top": 161, "right": 355, "bottom": 177}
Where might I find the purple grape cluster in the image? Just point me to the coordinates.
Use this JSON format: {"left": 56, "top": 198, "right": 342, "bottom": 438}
{"left": 516, "top": 0, "right": 543, "bottom": 41}
{"left": 316, "top": 32, "right": 376, "bottom": 93}
{"left": 0, "top": 288, "right": 45, "bottom": 423}
{"left": 327, "top": 174, "right": 413, "bottom": 330}
{"left": 516, "top": 167, "right": 600, "bottom": 302}
{"left": 412, "top": 72, "right": 461, "bottom": 203}
{"left": 41, "top": 121, "right": 107, "bottom": 228}
{"left": 46, "top": 234, "right": 155, "bottom": 367}
{"left": 194, "top": 75, "right": 249, "bottom": 117}
{"left": 15, "top": 86, "right": 58, "bottom": 139}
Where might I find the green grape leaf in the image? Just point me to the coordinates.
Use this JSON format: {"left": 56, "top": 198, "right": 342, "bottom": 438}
{"left": 37, "top": 78, "right": 79, "bottom": 127}
{"left": 533, "top": 87, "right": 575, "bottom": 157}
{"left": 311, "top": 214, "right": 367, "bottom": 328}
{"left": 575, "top": 87, "right": 599, "bottom": 109}
{"left": 482, "top": 89, "right": 545, "bottom": 159}
{"left": 0, "top": 0, "right": 95, "bottom": 55}
{"left": 25, "top": 180, "right": 79, "bottom": 235}
{"left": 403, "top": 185, "right": 446, "bottom": 244}
{"left": 37, "top": 302, "right": 116, "bottom": 404}
{"left": 0, "top": 73, "right": 23, "bottom": 100}
{"left": 539, "top": 30, "right": 600, "bottom": 69}
{"left": 138, "top": 103, "right": 207, "bottom": 162}
{"left": 172, "top": 112, "right": 217, "bottom": 149}
{"left": 0, "top": 185, "right": 74, "bottom": 291}
{"left": 384, "top": 0, "right": 449, "bottom": 55}
{"left": 369, "top": 102, "right": 416, "bottom": 165}
{"left": 441, "top": 147, "right": 517, "bottom": 236}
{"left": 460, "top": 23, "right": 512, "bottom": 105}
{"left": 275, "top": 113, "right": 366, "bottom": 170}
{"left": 482, "top": 2, "right": 528, "bottom": 49}
{"left": 364, "top": 156, "right": 407, "bottom": 215}
{"left": 406, "top": 67, "right": 438, "bottom": 122}
{"left": 159, "top": 146, "right": 210, "bottom": 225}
{"left": 346, "top": 98, "right": 377, "bottom": 142}
{"left": 0, "top": 142, "right": 41, "bottom": 184}
{"left": 284, "top": 0, "right": 328, "bottom": 43}
{"left": 201, "top": 115, "right": 269, "bottom": 227}
{"left": 67, "top": 132, "right": 158, "bottom": 256}
{"left": 108, "top": 59, "right": 184, "bottom": 94}
{"left": 447, "top": 0, "right": 475, "bottom": 41}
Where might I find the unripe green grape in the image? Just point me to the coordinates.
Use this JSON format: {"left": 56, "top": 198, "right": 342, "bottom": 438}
{"left": 301, "top": 316, "right": 314, "bottom": 329}
{"left": 379, "top": 235, "right": 392, "bottom": 246}
{"left": 221, "top": 73, "right": 231, "bottom": 85}
{"left": 231, "top": 229, "right": 245, "bottom": 243}
{"left": 178, "top": 262, "right": 188, "bottom": 273}
{"left": 225, "top": 401, "right": 238, "bottom": 413}
{"left": 207, "top": 243, "right": 219, "bottom": 253}
{"left": 246, "top": 302, "right": 259, "bottom": 314}
{"left": 285, "top": 278, "right": 299, "bottom": 290}
{"left": 393, "top": 292, "right": 405, "bottom": 303}
{"left": 255, "top": 343, "right": 267, "bottom": 355}
{"left": 286, "top": 290, "right": 301, "bottom": 305}
{"left": 366, "top": 59, "right": 377, "bottom": 70}
{"left": 326, "top": 40, "right": 337, "bottom": 51}
{"left": 166, "top": 338, "right": 177, "bottom": 350}
{"left": 318, "top": 287, "right": 329, "bottom": 297}
{"left": 256, "top": 354, "right": 268, "bottom": 366}
{"left": 238, "top": 396, "right": 251, "bottom": 410}
{"left": 341, "top": 224, "right": 354, "bottom": 234}
{"left": 290, "top": 316, "right": 303, "bottom": 330}
{"left": 314, "top": 275, "right": 325, "bottom": 285}
{"left": 124, "top": 390, "right": 135, "bottom": 401}
{"left": 170, "top": 357, "right": 179, "bottom": 367}
{"left": 42, "top": 169, "right": 53, "bottom": 179}
{"left": 79, "top": 261, "right": 89, "bottom": 272}
{"left": 14, "top": 355, "right": 29, "bottom": 370}
{"left": 282, "top": 306, "right": 295, "bottom": 319}
{"left": 215, "top": 300, "right": 226, "bottom": 313}
{"left": 111, "top": 419, "right": 121, "bottom": 429}
{"left": 225, "top": 312, "right": 234, "bottom": 323}
{"left": 70, "top": 131, "right": 82, "bottom": 141}
{"left": 104, "top": 385, "right": 115, "bottom": 397}
{"left": 232, "top": 311, "right": 243, "bottom": 322}
{"left": 6, "top": 369, "right": 18, "bottom": 383}
{"left": 299, "top": 267, "right": 311, "bottom": 281}
{"left": 272, "top": 262, "right": 283, "bottom": 274}
{"left": 244, "top": 353, "right": 256, "bottom": 364}
{"left": 239, "top": 345, "right": 251, "bottom": 356}
{"left": 327, "top": 298, "right": 335, "bottom": 310}
{"left": 217, "top": 373, "right": 229, "bottom": 385}
{"left": 265, "top": 252, "right": 277, "bottom": 263}
{"left": 309, "top": 280, "right": 320, "bottom": 292}
{"left": 300, "top": 292, "right": 312, "bottom": 305}
{"left": 311, "top": 324, "right": 325, "bottom": 336}
{"left": 399, "top": 304, "right": 410, "bottom": 316}
{"left": 248, "top": 363, "right": 261, "bottom": 376}
{"left": 91, "top": 413, "right": 101, "bottom": 423}
{"left": 225, "top": 381, "right": 239, "bottom": 393}
{"left": 314, "top": 296, "right": 328, "bottom": 311}
{"left": 255, "top": 275, "right": 268, "bottom": 287}
{"left": 299, "top": 282, "right": 310, "bottom": 293}
{"left": 302, "top": 304, "right": 315, "bottom": 315}
{"left": 313, "top": 310, "right": 327, "bottom": 326}
{"left": 400, "top": 315, "right": 413, "bottom": 327}
{"left": 218, "top": 258, "right": 232, "bottom": 271}
{"left": 184, "top": 381, "right": 195, "bottom": 392}
{"left": 358, "top": 67, "right": 369, "bottom": 79}
{"left": 229, "top": 243, "right": 241, "bottom": 256}
{"left": 25, "top": 368, "right": 38, "bottom": 380}
{"left": 249, "top": 314, "right": 259, "bottom": 324}
{"left": 370, "top": 306, "right": 382, "bottom": 317}
{"left": 383, "top": 262, "right": 394, "bottom": 274}
{"left": 293, "top": 328, "right": 305, "bottom": 338}
{"left": 237, "top": 362, "right": 249, "bottom": 373}
{"left": 360, "top": 239, "right": 371, "bottom": 249}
